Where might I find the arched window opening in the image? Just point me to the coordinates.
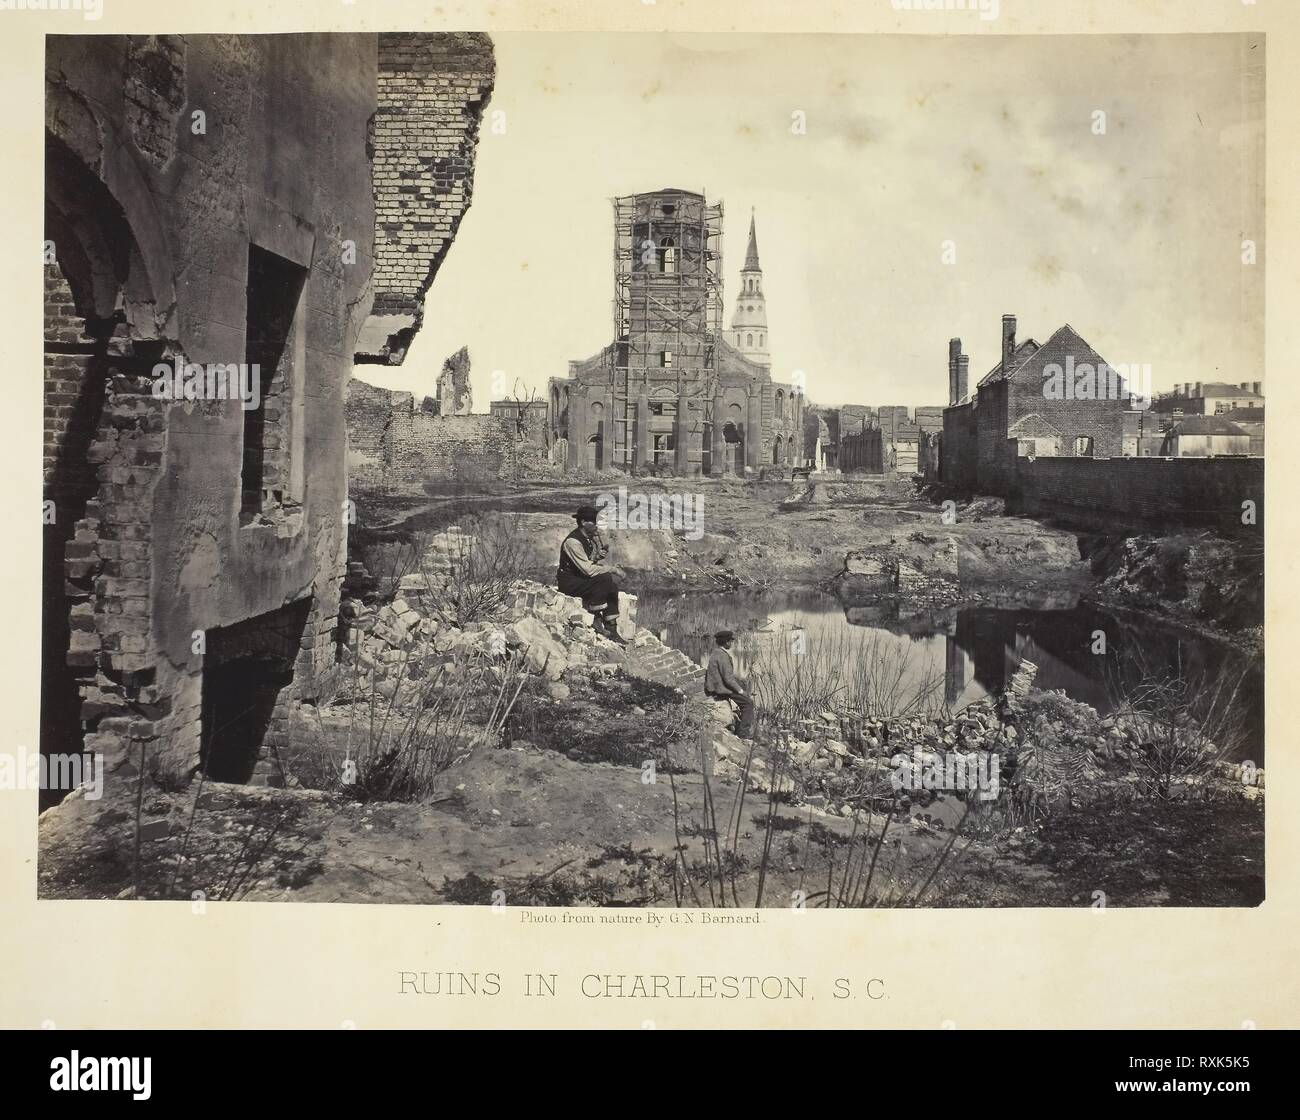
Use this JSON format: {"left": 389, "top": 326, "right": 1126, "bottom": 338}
{"left": 659, "top": 237, "right": 677, "bottom": 274}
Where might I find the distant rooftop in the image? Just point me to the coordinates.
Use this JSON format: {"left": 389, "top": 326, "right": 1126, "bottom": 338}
{"left": 1171, "top": 415, "right": 1249, "bottom": 437}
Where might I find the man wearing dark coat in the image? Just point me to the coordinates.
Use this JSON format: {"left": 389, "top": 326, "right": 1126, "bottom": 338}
{"left": 557, "top": 505, "right": 627, "bottom": 644}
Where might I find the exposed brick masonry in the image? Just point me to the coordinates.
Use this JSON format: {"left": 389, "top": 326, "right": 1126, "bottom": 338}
{"left": 358, "top": 33, "right": 495, "bottom": 364}
{"left": 347, "top": 377, "right": 519, "bottom": 488}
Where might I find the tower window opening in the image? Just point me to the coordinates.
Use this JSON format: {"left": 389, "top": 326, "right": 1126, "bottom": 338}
{"left": 659, "top": 238, "right": 677, "bottom": 274}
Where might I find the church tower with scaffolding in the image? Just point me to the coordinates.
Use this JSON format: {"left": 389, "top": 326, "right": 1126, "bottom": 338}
{"left": 552, "top": 189, "right": 801, "bottom": 476}
{"left": 729, "top": 211, "right": 770, "bottom": 368}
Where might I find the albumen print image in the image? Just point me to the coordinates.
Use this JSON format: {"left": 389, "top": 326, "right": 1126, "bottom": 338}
{"left": 38, "top": 30, "right": 1263, "bottom": 908}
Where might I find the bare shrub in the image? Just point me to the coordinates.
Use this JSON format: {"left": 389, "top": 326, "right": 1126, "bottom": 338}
{"left": 748, "top": 627, "right": 946, "bottom": 737}
{"left": 283, "top": 644, "right": 529, "bottom": 802}
{"left": 417, "top": 513, "right": 531, "bottom": 627}
{"left": 1105, "top": 643, "right": 1251, "bottom": 800}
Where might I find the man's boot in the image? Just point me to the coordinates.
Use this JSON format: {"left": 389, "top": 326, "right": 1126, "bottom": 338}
{"left": 598, "top": 615, "right": 627, "bottom": 646}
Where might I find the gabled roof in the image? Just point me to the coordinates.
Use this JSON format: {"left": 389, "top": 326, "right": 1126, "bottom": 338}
{"left": 977, "top": 338, "right": 1042, "bottom": 387}
{"left": 1171, "top": 415, "right": 1248, "bottom": 437}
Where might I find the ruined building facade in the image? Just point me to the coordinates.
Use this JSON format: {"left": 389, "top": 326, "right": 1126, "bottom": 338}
{"left": 940, "top": 314, "right": 1129, "bottom": 495}
{"left": 43, "top": 33, "right": 493, "bottom": 792}
{"left": 550, "top": 190, "right": 802, "bottom": 476}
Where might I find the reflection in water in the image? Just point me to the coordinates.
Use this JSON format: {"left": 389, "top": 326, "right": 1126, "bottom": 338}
{"left": 637, "top": 589, "right": 1263, "bottom": 761}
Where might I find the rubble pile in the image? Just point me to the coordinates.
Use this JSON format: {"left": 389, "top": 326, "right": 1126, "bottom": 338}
{"left": 338, "top": 576, "right": 633, "bottom": 692}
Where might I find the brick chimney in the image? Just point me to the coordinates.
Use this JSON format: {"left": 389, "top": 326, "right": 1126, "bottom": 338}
{"left": 948, "top": 338, "right": 964, "bottom": 406}
{"left": 1194, "top": 381, "right": 1202, "bottom": 396}
{"left": 1183, "top": 382, "right": 1193, "bottom": 397}
{"left": 958, "top": 353, "right": 969, "bottom": 403}
{"left": 1252, "top": 381, "right": 1261, "bottom": 395}
{"left": 1001, "top": 314, "right": 1016, "bottom": 371}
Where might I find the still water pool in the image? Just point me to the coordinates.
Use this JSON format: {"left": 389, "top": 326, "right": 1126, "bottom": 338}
{"left": 635, "top": 589, "right": 1263, "bottom": 762}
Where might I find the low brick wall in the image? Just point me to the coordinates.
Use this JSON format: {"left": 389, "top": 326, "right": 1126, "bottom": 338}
{"left": 1009, "top": 455, "right": 1263, "bottom": 535}
{"left": 347, "top": 378, "right": 518, "bottom": 489}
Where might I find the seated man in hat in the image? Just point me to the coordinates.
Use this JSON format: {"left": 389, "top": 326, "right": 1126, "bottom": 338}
{"left": 705, "top": 630, "right": 756, "bottom": 739}
{"left": 557, "top": 504, "right": 627, "bottom": 644}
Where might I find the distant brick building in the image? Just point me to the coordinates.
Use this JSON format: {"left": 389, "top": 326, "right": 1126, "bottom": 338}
{"left": 940, "top": 315, "right": 1129, "bottom": 494}
{"left": 549, "top": 190, "right": 801, "bottom": 476}
{"left": 1152, "top": 381, "right": 1263, "bottom": 417}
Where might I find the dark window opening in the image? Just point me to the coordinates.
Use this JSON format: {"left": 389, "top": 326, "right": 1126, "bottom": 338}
{"left": 659, "top": 238, "right": 677, "bottom": 274}
{"left": 200, "top": 599, "right": 310, "bottom": 784}
{"left": 242, "top": 245, "right": 306, "bottom": 519}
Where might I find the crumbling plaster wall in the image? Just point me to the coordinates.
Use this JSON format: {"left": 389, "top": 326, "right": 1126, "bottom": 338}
{"left": 46, "top": 34, "right": 378, "bottom": 781}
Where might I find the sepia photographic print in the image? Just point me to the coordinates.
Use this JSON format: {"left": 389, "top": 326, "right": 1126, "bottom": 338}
{"left": 31, "top": 24, "right": 1269, "bottom": 920}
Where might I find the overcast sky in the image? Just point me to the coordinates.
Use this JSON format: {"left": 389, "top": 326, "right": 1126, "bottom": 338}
{"left": 359, "top": 32, "right": 1264, "bottom": 410}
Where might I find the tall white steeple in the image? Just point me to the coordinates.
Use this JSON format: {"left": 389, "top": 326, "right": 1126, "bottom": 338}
{"left": 729, "top": 210, "right": 769, "bottom": 367}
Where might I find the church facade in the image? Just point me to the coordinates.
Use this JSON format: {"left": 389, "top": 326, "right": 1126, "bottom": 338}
{"left": 550, "top": 188, "right": 802, "bottom": 476}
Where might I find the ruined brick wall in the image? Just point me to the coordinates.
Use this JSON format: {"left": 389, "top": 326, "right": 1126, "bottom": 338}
{"left": 975, "top": 379, "right": 1013, "bottom": 494}
{"left": 45, "top": 34, "right": 379, "bottom": 785}
{"left": 1009, "top": 456, "right": 1263, "bottom": 536}
{"left": 941, "top": 402, "right": 978, "bottom": 490}
{"left": 344, "top": 377, "right": 399, "bottom": 464}
{"left": 43, "top": 262, "right": 99, "bottom": 497}
{"left": 840, "top": 425, "right": 883, "bottom": 474}
{"left": 46, "top": 32, "right": 496, "bottom": 794}
{"left": 346, "top": 378, "right": 517, "bottom": 489}
{"left": 1007, "top": 330, "right": 1128, "bottom": 461}
{"left": 437, "top": 345, "right": 473, "bottom": 415}
{"left": 357, "top": 33, "right": 495, "bottom": 364}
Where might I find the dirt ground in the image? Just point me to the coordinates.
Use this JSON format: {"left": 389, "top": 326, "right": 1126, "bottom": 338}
{"left": 37, "top": 743, "right": 1263, "bottom": 908}
{"left": 37, "top": 473, "right": 1265, "bottom": 908}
